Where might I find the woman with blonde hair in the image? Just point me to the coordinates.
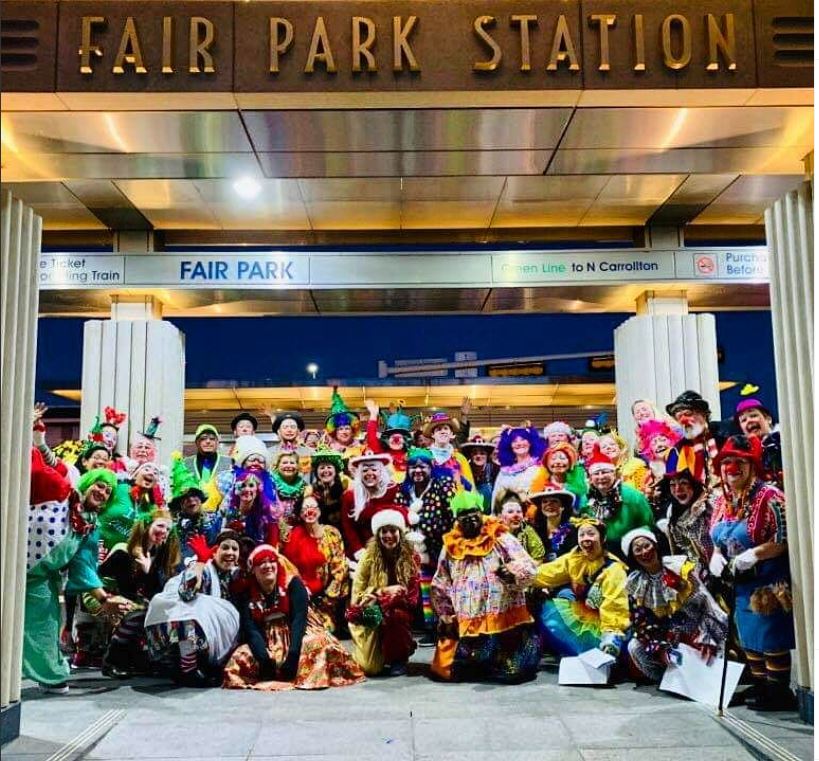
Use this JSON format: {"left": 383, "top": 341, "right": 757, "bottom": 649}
{"left": 348, "top": 510, "right": 420, "bottom": 676}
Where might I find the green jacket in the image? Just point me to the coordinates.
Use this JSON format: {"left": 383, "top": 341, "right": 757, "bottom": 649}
{"left": 512, "top": 523, "right": 546, "bottom": 563}
{"left": 582, "top": 482, "right": 655, "bottom": 550}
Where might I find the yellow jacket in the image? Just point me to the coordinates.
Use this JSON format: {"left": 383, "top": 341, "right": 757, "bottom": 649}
{"left": 533, "top": 548, "right": 630, "bottom": 639}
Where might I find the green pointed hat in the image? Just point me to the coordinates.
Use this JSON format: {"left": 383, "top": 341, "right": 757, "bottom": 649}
{"left": 325, "top": 386, "right": 360, "bottom": 433}
{"left": 169, "top": 453, "right": 206, "bottom": 508}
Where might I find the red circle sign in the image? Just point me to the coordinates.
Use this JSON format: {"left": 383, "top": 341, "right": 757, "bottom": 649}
{"left": 695, "top": 255, "right": 716, "bottom": 275}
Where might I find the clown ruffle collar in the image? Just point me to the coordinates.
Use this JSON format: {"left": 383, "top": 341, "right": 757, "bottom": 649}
{"left": 626, "top": 555, "right": 695, "bottom": 615}
{"left": 443, "top": 517, "right": 507, "bottom": 560}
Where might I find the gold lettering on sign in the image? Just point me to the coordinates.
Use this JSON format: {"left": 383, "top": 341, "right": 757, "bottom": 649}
{"left": 511, "top": 15, "right": 537, "bottom": 72}
{"left": 162, "top": 16, "right": 173, "bottom": 74}
{"left": 189, "top": 17, "right": 215, "bottom": 73}
{"left": 112, "top": 17, "right": 147, "bottom": 75}
{"left": 473, "top": 16, "right": 501, "bottom": 71}
{"left": 79, "top": 16, "right": 105, "bottom": 74}
{"left": 589, "top": 14, "right": 616, "bottom": 71}
{"left": 632, "top": 14, "right": 646, "bottom": 71}
{"left": 269, "top": 17, "right": 294, "bottom": 73}
{"left": 305, "top": 17, "right": 337, "bottom": 73}
{"left": 662, "top": 14, "right": 691, "bottom": 70}
{"left": 352, "top": 16, "right": 377, "bottom": 72}
{"left": 393, "top": 16, "right": 420, "bottom": 72}
{"left": 547, "top": 14, "right": 580, "bottom": 71}
{"left": 706, "top": 13, "right": 736, "bottom": 70}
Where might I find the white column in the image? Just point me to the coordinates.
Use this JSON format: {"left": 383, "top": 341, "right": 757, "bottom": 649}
{"left": 81, "top": 296, "right": 185, "bottom": 463}
{"left": 0, "top": 192, "right": 41, "bottom": 740}
{"left": 764, "top": 179, "right": 813, "bottom": 716}
{"left": 614, "top": 292, "right": 720, "bottom": 448}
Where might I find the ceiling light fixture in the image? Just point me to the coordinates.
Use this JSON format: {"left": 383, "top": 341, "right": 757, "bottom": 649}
{"left": 233, "top": 176, "right": 262, "bottom": 200}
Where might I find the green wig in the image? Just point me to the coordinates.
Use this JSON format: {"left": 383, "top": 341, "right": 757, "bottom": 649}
{"left": 449, "top": 489, "right": 484, "bottom": 517}
{"left": 77, "top": 468, "right": 117, "bottom": 499}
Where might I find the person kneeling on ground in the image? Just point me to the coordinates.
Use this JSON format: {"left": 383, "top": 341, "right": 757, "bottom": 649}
{"left": 623, "top": 528, "right": 727, "bottom": 683}
{"left": 531, "top": 517, "right": 629, "bottom": 659}
{"left": 144, "top": 530, "right": 242, "bottom": 687}
{"left": 430, "top": 491, "right": 539, "bottom": 684}
{"left": 347, "top": 510, "right": 420, "bottom": 677}
{"left": 223, "top": 544, "right": 365, "bottom": 690}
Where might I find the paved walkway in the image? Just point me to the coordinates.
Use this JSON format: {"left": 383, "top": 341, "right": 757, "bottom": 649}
{"left": 4, "top": 651, "right": 812, "bottom": 761}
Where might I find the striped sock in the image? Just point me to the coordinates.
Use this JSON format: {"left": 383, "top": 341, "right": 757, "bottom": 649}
{"left": 764, "top": 650, "right": 791, "bottom": 685}
{"left": 745, "top": 650, "right": 767, "bottom": 682}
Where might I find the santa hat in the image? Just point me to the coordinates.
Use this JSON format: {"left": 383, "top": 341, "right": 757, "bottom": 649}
{"left": 621, "top": 527, "right": 657, "bottom": 558}
{"left": 247, "top": 543, "right": 279, "bottom": 569}
{"left": 586, "top": 446, "right": 616, "bottom": 474}
{"left": 371, "top": 508, "right": 407, "bottom": 535}
{"left": 232, "top": 435, "right": 270, "bottom": 469}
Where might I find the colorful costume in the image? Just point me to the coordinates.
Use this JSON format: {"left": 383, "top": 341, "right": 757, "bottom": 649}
{"left": 324, "top": 388, "right": 364, "bottom": 463}
{"left": 491, "top": 426, "right": 547, "bottom": 512}
{"left": 582, "top": 479, "right": 655, "bottom": 557}
{"left": 533, "top": 545, "right": 630, "bottom": 657}
{"left": 508, "top": 522, "right": 546, "bottom": 562}
{"left": 431, "top": 514, "right": 539, "bottom": 683}
{"left": 223, "top": 547, "right": 364, "bottom": 690}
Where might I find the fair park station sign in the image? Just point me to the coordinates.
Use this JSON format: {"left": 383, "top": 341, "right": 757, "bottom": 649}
{"left": 38, "top": 248, "right": 770, "bottom": 290}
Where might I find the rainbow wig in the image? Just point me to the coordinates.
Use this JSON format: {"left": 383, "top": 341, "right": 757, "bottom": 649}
{"left": 229, "top": 467, "right": 279, "bottom": 539}
{"left": 497, "top": 426, "right": 547, "bottom": 467}
{"left": 637, "top": 420, "right": 683, "bottom": 461}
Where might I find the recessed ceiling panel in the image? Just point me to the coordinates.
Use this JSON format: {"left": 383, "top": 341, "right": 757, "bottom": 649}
{"left": 115, "top": 180, "right": 221, "bottom": 229}
{"left": 0, "top": 112, "right": 253, "bottom": 154}
{"left": 492, "top": 176, "right": 609, "bottom": 228}
{"left": 691, "top": 175, "right": 806, "bottom": 225}
{"left": 242, "top": 109, "right": 573, "bottom": 152}
{"left": 0, "top": 181, "right": 107, "bottom": 229}
{"left": 579, "top": 175, "right": 685, "bottom": 226}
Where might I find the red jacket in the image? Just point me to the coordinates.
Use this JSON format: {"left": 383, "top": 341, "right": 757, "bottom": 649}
{"left": 340, "top": 484, "right": 404, "bottom": 559}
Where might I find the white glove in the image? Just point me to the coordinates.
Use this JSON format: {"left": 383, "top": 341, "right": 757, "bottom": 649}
{"left": 732, "top": 548, "right": 759, "bottom": 573}
{"left": 709, "top": 551, "right": 727, "bottom": 577}
{"left": 408, "top": 510, "right": 421, "bottom": 527}
{"left": 348, "top": 559, "right": 359, "bottom": 580}
{"left": 353, "top": 548, "right": 365, "bottom": 562}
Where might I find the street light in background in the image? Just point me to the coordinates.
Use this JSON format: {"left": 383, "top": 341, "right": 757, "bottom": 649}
{"left": 306, "top": 362, "right": 319, "bottom": 379}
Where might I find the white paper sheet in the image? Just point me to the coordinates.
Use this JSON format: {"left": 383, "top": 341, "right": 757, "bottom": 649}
{"left": 578, "top": 648, "right": 617, "bottom": 669}
{"left": 559, "top": 650, "right": 614, "bottom": 686}
{"left": 659, "top": 644, "right": 745, "bottom": 708}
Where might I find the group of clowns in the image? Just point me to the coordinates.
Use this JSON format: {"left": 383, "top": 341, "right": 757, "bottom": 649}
{"left": 23, "top": 385, "right": 796, "bottom": 711}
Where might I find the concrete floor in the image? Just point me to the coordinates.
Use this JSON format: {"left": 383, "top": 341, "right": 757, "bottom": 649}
{"left": 3, "top": 649, "right": 812, "bottom": 761}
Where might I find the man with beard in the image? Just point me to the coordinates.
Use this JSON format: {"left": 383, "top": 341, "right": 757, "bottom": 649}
{"left": 734, "top": 398, "right": 783, "bottom": 489}
{"left": 396, "top": 448, "right": 457, "bottom": 646}
{"left": 665, "top": 390, "right": 727, "bottom": 487}
{"left": 184, "top": 424, "right": 232, "bottom": 493}
{"left": 581, "top": 448, "right": 654, "bottom": 558}
{"left": 430, "top": 490, "right": 539, "bottom": 684}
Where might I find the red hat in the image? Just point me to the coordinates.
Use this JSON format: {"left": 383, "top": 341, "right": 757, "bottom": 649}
{"left": 713, "top": 435, "right": 763, "bottom": 475}
{"left": 586, "top": 445, "right": 616, "bottom": 474}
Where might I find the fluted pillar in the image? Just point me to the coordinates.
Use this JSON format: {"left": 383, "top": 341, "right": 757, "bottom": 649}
{"left": 81, "top": 297, "right": 185, "bottom": 463}
{"left": 765, "top": 179, "right": 814, "bottom": 722}
{"left": 614, "top": 293, "right": 721, "bottom": 448}
{"left": 0, "top": 192, "right": 41, "bottom": 743}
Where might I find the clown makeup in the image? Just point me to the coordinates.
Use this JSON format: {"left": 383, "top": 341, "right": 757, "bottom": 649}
{"left": 237, "top": 476, "right": 260, "bottom": 505}
{"left": 299, "top": 497, "right": 321, "bottom": 525}
{"left": 335, "top": 424, "right": 354, "bottom": 445}
{"left": 669, "top": 476, "right": 695, "bottom": 506}
{"left": 214, "top": 538, "right": 240, "bottom": 571}
{"left": 510, "top": 435, "right": 531, "bottom": 460}
{"left": 130, "top": 437, "right": 156, "bottom": 464}
{"left": 500, "top": 501, "right": 524, "bottom": 530}
{"left": 134, "top": 465, "right": 158, "bottom": 490}
{"left": 581, "top": 431, "right": 599, "bottom": 459}
{"left": 675, "top": 409, "right": 707, "bottom": 439}
{"left": 82, "top": 448, "right": 111, "bottom": 472}
{"left": 360, "top": 462, "right": 382, "bottom": 488}
{"left": 738, "top": 408, "right": 772, "bottom": 438}
{"left": 83, "top": 479, "right": 112, "bottom": 510}
{"left": 277, "top": 454, "right": 299, "bottom": 480}
{"left": 598, "top": 435, "right": 621, "bottom": 461}
{"left": 278, "top": 419, "right": 300, "bottom": 442}
{"left": 316, "top": 462, "right": 338, "bottom": 484}
{"left": 378, "top": 525, "right": 401, "bottom": 550}
{"left": 540, "top": 496, "right": 564, "bottom": 520}
{"left": 253, "top": 557, "right": 278, "bottom": 587}
{"left": 649, "top": 434, "right": 671, "bottom": 459}
{"left": 431, "top": 424, "right": 453, "bottom": 448}
{"left": 180, "top": 493, "right": 203, "bottom": 517}
{"left": 590, "top": 467, "right": 616, "bottom": 493}
{"left": 577, "top": 524, "right": 603, "bottom": 558}
{"left": 721, "top": 456, "right": 752, "bottom": 491}
{"left": 632, "top": 401, "right": 654, "bottom": 425}
{"left": 546, "top": 450, "right": 570, "bottom": 474}
{"left": 243, "top": 454, "right": 266, "bottom": 471}
{"left": 148, "top": 519, "right": 171, "bottom": 546}
{"left": 100, "top": 424, "right": 118, "bottom": 451}
{"left": 387, "top": 432, "right": 405, "bottom": 451}
{"left": 196, "top": 433, "right": 218, "bottom": 454}
{"left": 234, "top": 420, "right": 255, "bottom": 437}
{"left": 303, "top": 431, "right": 321, "bottom": 448}
{"left": 410, "top": 459, "right": 431, "bottom": 485}
{"left": 547, "top": 431, "right": 570, "bottom": 448}
{"left": 631, "top": 536, "right": 660, "bottom": 572}
{"left": 456, "top": 510, "right": 483, "bottom": 539}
